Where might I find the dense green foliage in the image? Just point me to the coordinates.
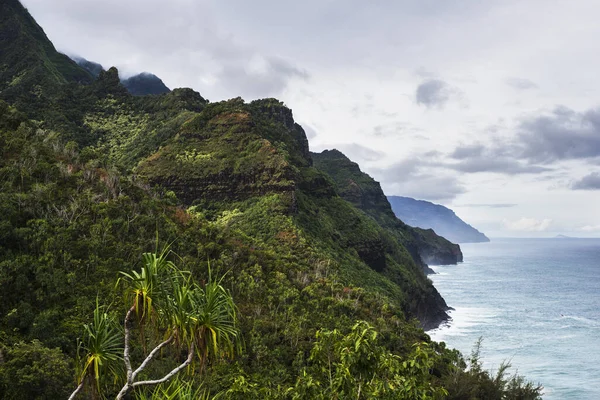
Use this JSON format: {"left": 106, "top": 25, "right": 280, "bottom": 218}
{"left": 312, "top": 150, "right": 463, "bottom": 269}
{"left": 0, "top": 2, "right": 543, "bottom": 398}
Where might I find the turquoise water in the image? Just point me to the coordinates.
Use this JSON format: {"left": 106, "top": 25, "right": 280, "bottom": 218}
{"left": 428, "top": 238, "right": 600, "bottom": 399}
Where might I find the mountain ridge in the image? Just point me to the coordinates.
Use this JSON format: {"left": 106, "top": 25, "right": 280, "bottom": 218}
{"left": 388, "top": 195, "right": 490, "bottom": 244}
{"left": 311, "top": 149, "right": 463, "bottom": 269}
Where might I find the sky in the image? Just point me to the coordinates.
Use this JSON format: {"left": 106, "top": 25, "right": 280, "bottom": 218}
{"left": 21, "top": 0, "right": 600, "bottom": 237}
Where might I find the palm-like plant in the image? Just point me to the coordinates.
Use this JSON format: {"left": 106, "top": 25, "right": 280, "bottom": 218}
{"left": 116, "top": 254, "right": 240, "bottom": 399}
{"left": 71, "top": 252, "right": 241, "bottom": 400}
{"left": 68, "top": 302, "right": 122, "bottom": 400}
{"left": 134, "top": 377, "right": 219, "bottom": 400}
{"left": 188, "top": 276, "right": 240, "bottom": 370}
{"left": 119, "top": 250, "right": 175, "bottom": 324}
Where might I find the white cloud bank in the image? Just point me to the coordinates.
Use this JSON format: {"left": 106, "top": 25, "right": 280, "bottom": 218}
{"left": 503, "top": 217, "right": 552, "bottom": 232}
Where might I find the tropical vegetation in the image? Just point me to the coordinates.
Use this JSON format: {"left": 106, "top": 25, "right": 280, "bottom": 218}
{"left": 0, "top": 0, "right": 543, "bottom": 398}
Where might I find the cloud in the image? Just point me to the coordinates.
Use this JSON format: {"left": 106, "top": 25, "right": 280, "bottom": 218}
{"left": 372, "top": 121, "right": 426, "bottom": 138}
{"left": 441, "top": 104, "right": 600, "bottom": 175}
{"left": 217, "top": 55, "right": 308, "bottom": 99}
{"left": 505, "top": 77, "right": 538, "bottom": 90}
{"left": 572, "top": 172, "right": 600, "bottom": 190}
{"left": 457, "top": 203, "right": 518, "bottom": 208}
{"left": 415, "top": 79, "right": 453, "bottom": 108}
{"left": 580, "top": 224, "right": 600, "bottom": 232}
{"left": 442, "top": 143, "right": 552, "bottom": 174}
{"left": 300, "top": 123, "right": 318, "bottom": 140}
{"left": 503, "top": 217, "right": 552, "bottom": 232}
{"left": 21, "top": 0, "right": 308, "bottom": 100}
{"left": 515, "top": 106, "right": 600, "bottom": 163}
{"left": 332, "top": 143, "right": 385, "bottom": 162}
{"left": 450, "top": 144, "right": 485, "bottom": 159}
{"left": 444, "top": 157, "right": 552, "bottom": 174}
{"left": 373, "top": 158, "right": 466, "bottom": 201}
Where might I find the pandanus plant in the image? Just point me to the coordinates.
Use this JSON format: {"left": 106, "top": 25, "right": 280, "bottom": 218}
{"left": 69, "top": 251, "right": 240, "bottom": 399}
{"left": 68, "top": 302, "right": 122, "bottom": 400}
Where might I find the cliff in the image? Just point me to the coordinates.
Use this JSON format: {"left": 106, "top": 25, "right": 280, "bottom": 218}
{"left": 312, "top": 149, "right": 463, "bottom": 270}
{"left": 388, "top": 196, "right": 490, "bottom": 243}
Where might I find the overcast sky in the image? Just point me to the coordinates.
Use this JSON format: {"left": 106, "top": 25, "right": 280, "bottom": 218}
{"left": 21, "top": 0, "right": 600, "bottom": 237}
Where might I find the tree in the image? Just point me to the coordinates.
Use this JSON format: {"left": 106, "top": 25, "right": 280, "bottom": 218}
{"left": 288, "top": 321, "right": 448, "bottom": 399}
{"left": 0, "top": 340, "right": 72, "bottom": 400}
{"left": 69, "top": 251, "right": 240, "bottom": 399}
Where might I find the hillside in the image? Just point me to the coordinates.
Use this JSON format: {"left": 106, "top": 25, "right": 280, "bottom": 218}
{"left": 312, "top": 149, "right": 463, "bottom": 268}
{"left": 0, "top": 0, "right": 92, "bottom": 109}
{"left": 0, "top": 1, "right": 542, "bottom": 399}
{"left": 388, "top": 196, "right": 490, "bottom": 244}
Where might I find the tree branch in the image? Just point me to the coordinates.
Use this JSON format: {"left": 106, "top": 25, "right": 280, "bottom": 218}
{"left": 123, "top": 305, "right": 136, "bottom": 382}
{"left": 115, "top": 305, "right": 137, "bottom": 400}
{"left": 67, "top": 380, "right": 84, "bottom": 400}
{"left": 131, "top": 332, "right": 175, "bottom": 380}
{"left": 132, "top": 342, "right": 195, "bottom": 388}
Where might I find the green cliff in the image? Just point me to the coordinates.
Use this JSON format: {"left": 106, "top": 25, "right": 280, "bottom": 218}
{"left": 312, "top": 149, "right": 463, "bottom": 269}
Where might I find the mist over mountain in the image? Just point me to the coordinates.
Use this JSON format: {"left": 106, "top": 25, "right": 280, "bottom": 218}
{"left": 72, "top": 55, "right": 170, "bottom": 96}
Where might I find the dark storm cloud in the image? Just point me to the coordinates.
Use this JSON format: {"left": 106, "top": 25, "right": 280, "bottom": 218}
{"left": 373, "top": 158, "right": 467, "bottom": 201}
{"left": 572, "top": 172, "right": 600, "bottom": 190}
{"left": 415, "top": 79, "right": 452, "bottom": 108}
{"left": 505, "top": 77, "right": 538, "bottom": 90}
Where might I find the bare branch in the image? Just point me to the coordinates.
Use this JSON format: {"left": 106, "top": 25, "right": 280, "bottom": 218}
{"left": 132, "top": 342, "right": 195, "bottom": 388}
{"left": 123, "top": 305, "right": 136, "bottom": 383}
{"left": 67, "top": 380, "right": 84, "bottom": 400}
{"left": 131, "top": 332, "right": 175, "bottom": 380}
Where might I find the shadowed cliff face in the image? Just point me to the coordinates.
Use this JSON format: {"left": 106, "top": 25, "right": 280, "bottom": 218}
{"left": 311, "top": 149, "right": 463, "bottom": 270}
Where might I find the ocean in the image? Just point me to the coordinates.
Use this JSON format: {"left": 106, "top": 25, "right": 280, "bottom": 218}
{"left": 428, "top": 238, "right": 600, "bottom": 399}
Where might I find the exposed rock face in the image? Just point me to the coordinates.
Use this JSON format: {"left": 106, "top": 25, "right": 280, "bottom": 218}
{"left": 137, "top": 102, "right": 299, "bottom": 207}
{"left": 388, "top": 196, "right": 490, "bottom": 244}
{"left": 312, "top": 149, "right": 463, "bottom": 269}
{"left": 414, "top": 228, "right": 464, "bottom": 265}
